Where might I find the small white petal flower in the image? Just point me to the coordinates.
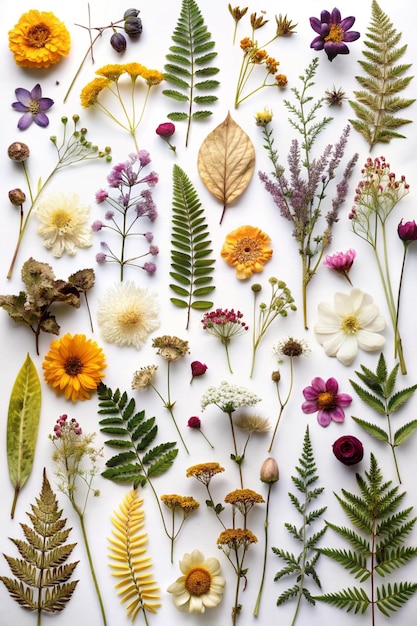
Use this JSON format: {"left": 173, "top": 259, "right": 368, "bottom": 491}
{"left": 314, "top": 288, "right": 385, "bottom": 366}
{"left": 97, "top": 281, "right": 160, "bottom": 349}
{"left": 35, "top": 191, "right": 92, "bottom": 257}
{"left": 167, "top": 549, "right": 225, "bottom": 614}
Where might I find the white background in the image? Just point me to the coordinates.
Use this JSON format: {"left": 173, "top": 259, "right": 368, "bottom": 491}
{"left": 1, "top": 1, "right": 417, "bottom": 625}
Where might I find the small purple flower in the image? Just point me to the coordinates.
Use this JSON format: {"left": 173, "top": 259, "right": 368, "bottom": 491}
{"left": 91, "top": 220, "right": 103, "bottom": 232}
{"left": 12, "top": 84, "right": 54, "bottom": 130}
{"left": 130, "top": 150, "right": 151, "bottom": 166}
{"left": 144, "top": 231, "right": 154, "bottom": 242}
{"left": 139, "top": 171, "right": 159, "bottom": 187}
{"left": 302, "top": 376, "right": 352, "bottom": 427}
{"left": 323, "top": 248, "right": 356, "bottom": 284}
{"left": 105, "top": 210, "right": 115, "bottom": 220}
{"left": 398, "top": 219, "right": 417, "bottom": 242}
{"left": 96, "top": 252, "right": 107, "bottom": 264}
{"left": 310, "top": 8, "right": 360, "bottom": 61}
{"left": 149, "top": 245, "right": 159, "bottom": 256}
{"left": 143, "top": 261, "right": 157, "bottom": 274}
{"left": 95, "top": 189, "right": 108, "bottom": 203}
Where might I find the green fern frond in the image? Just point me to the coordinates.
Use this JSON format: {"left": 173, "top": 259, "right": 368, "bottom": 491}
{"left": 0, "top": 469, "right": 78, "bottom": 617}
{"left": 349, "top": 0, "right": 415, "bottom": 149}
{"left": 170, "top": 164, "right": 215, "bottom": 329}
{"left": 109, "top": 489, "right": 160, "bottom": 621}
{"left": 315, "top": 454, "right": 417, "bottom": 618}
{"left": 163, "top": 0, "right": 220, "bottom": 146}
{"left": 272, "top": 426, "right": 326, "bottom": 618}
{"left": 98, "top": 383, "right": 178, "bottom": 489}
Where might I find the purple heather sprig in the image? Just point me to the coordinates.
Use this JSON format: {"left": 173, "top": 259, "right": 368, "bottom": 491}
{"left": 12, "top": 84, "right": 54, "bottom": 130}
{"left": 201, "top": 308, "right": 248, "bottom": 374}
{"left": 310, "top": 8, "right": 360, "bottom": 62}
{"left": 93, "top": 151, "right": 158, "bottom": 281}
{"left": 349, "top": 156, "right": 410, "bottom": 374}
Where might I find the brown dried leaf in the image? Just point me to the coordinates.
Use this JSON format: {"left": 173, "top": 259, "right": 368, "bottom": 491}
{"left": 197, "top": 112, "right": 255, "bottom": 223}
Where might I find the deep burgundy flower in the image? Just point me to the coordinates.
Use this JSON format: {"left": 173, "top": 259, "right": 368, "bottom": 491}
{"left": 190, "top": 361, "right": 208, "bottom": 383}
{"left": 310, "top": 8, "right": 360, "bottom": 61}
{"left": 187, "top": 416, "right": 202, "bottom": 429}
{"left": 398, "top": 219, "right": 417, "bottom": 242}
{"left": 302, "top": 377, "right": 352, "bottom": 427}
{"left": 156, "top": 122, "right": 175, "bottom": 138}
{"left": 12, "top": 84, "right": 54, "bottom": 130}
{"left": 333, "top": 435, "right": 363, "bottom": 465}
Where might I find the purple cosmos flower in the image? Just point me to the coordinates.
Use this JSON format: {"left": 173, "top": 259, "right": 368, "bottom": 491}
{"left": 302, "top": 376, "right": 352, "bottom": 427}
{"left": 12, "top": 84, "right": 54, "bottom": 130}
{"left": 310, "top": 8, "right": 360, "bottom": 61}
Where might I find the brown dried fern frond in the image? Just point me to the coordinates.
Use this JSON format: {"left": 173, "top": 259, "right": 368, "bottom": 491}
{"left": 0, "top": 469, "right": 79, "bottom": 618}
{"left": 109, "top": 489, "right": 160, "bottom": 621}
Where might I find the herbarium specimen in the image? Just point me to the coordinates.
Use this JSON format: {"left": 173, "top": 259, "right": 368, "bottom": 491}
{"left": 108, "top": 489, "right": 160, "bottom": 622}
{"left": 7, "top": 354, "right": 41, "bottom": 519}
{"left": 349, "top": 0, "right": 415, "bottom": 150}
{"left": 0, "top": 470, "right": 79, "bottom": 622}
{"left": 272, "top": 426, "right": 326, "bottom": 625}
{"left": 315, "top": 454, "right": 417, "bottom": 621}
{"left": 163, "top": 0, "right": 220, "bottom": 146}
{"left": 170, "top": 164, "right": 215, "bottom": 329}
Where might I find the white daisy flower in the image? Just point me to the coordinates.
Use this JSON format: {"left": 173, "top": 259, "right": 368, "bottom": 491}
{"left": 167, "top": 549, "right": 225, "bottom": 614}
{"left": 97, "top": 281, "right": 160, "bottom": 349}
{"left": 35, "top": 191, "right": 92, "bottom": 257}
{"left": 314, "top": 288, "right": 385, "bottom": 366}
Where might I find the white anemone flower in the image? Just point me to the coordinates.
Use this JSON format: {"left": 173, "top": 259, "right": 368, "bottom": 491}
{"left": 167, "top": 549, "right": 225, "bottom": 613}
{"left": 35, "top": 191, "right": 92, "bottom": 257}
{"left": 314, "top": 288, "right": 385, "bottom": 366}
{"left": 97, "top": 281, "right": 160, "bottom": 349}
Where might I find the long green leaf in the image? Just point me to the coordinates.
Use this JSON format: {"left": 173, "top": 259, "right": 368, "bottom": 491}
{"left": 351, "top": 416, "right": 389, "bottom": 442}
{"left": 7, "top": 354, "right": 42, "bottom": 519}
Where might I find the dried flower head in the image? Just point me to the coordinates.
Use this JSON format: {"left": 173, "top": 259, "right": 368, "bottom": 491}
{"left": 250, "top": 12, "right": 268, "bottom": 30}
{"left": 221, "top": 225, "right": 273, "bottom": 280}
{"left": 217, "top": 528, "right": 258, "bottom": 550}
{"left": 132, "top": 365, "right": 158, "bottom": 390}
{"left": 234, "top": 413, "right": 271, "bottom": 433}
{"left": 9, "top": 188, "right": 26, "bottom": 206}
{"left": 325, "top": 85, "right": 347, "bottom": 107}
{"left": 186, "top": 463, "right": 225, "bottom": 486}
{"left": 190, "top": 361, "right": 208, "bottom": 383}
{"left": 255, "top": 108, "right": 273, "bottom": 127}
{"left": 228, "top": 5, "right": 248, "bottom": 23}
{"left": 224, "top": 489, "right": 265, "bottom": 515}
{"left": 8, "top": 141, "right": 30, "bottom": 162}
{"left": 275, "top": 14, "right": 297, "bottom": 37}
{"left": 161, "top": 494, "right": 200, "bottom": 514}
{"left": 152, "top": 335, "right": 189, "bottom": 361}
{"left": 273, "top": 336, "right": 311, "bottom": 358}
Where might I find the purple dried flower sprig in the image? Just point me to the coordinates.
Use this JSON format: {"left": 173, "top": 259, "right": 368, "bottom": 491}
{"left": 93, "top": 150, "right": 159, "bottom": 281}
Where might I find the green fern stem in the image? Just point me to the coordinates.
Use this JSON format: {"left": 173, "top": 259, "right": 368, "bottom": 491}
{"left": 253, "top": 482, "right": 272, "bottom": 617}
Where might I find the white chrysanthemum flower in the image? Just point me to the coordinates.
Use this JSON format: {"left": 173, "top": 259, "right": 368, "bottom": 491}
{"left": 167, "top": 549, "right": 225, "bottom": 614}
{"left": 314, "top": 288, "right": 385, "bottom": 366}
{"left": 201, "top": 380, "right": 261, "bottom": 412}
{"left": 97, "top": 281, "right": 160, "bottom": 349}
{"left": 35, "top": 191, "right": 92, "bottom": 257}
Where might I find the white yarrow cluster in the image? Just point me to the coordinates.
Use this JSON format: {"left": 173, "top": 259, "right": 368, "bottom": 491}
{"left": 201, "top": 381, "right": 261, "bottom": 413}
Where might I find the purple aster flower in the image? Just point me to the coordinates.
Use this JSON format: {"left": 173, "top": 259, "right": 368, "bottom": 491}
{"left": 302, "top": 376, "right": 352, "bottom": 427}
{"left": 12, "top": 84, "right": 54, "bottom": 130}
{"left": 310, "top": 8, "right": 360, "bottom": 61}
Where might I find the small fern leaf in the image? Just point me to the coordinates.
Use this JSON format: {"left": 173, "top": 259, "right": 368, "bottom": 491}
{"left": 0, "top": 469, "right": 79, "bottom": 615}
{"left": 351, "top": 416, "right": 389, "bottom": 442}
{"left": 348, "top": 0, "right": 415, "bottom": 149}
{"left": 315, "top": 586, "right": 370, "bottom": 613}
{"left": 376, "top": 581, "right": 417, "bottom": 616}
{"left": 170, "top": 164, "right": 215, "bottom": 328}
{"left": 164, "top": 0, "right": 220, "bottom": 146}
{"left": 109, "top": 490, "right": 160, "bottom": 620}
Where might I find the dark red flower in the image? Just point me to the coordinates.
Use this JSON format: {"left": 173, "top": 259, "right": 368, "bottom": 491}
{"left": 187, "top": 416, "right": 201, "bottom": 429}
{"left": 332, "top": 435, "right": 363, "bottom": 465}
{"left": 190, "top": 361, "right": 207, "bottom": 383}
{"left": 398, "top": 219, "right": 417, "bottom": 242}
{"left": 156, "top": 122, "right": 176, "bottom": 138}
{"left": 310, "top": 8, "right": 360, "bottom": 62}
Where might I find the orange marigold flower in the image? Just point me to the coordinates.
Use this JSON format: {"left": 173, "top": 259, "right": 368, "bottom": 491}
{"left": 80, "top": 77, "right": 112, "bottom": 107}
{"left": 266, "top": 57, "right": 279, "bottom": 73}
{"left": 8, "top": 10, "right": 71, "bottom": 69}
{"left": 43, "top": 333, "right": 107, "bottom": 402}
{"left": 240, "top": 37, "right": 254, "bottom": 52}
{"left": 221, "top": 225, "right": 273, "bottom": 280}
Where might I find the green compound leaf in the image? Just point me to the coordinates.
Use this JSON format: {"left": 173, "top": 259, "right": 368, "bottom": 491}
{"left": 349, "top": 0, "right": 415, "bottom": 149}
{"left": 170, "top": 164, "right": 215, "bottom": 328}
{"left": 7, "top": 354, "right": 42, "bottom": 519}
{"left": 163, "top": 0, "right": 220, "bottom": 146}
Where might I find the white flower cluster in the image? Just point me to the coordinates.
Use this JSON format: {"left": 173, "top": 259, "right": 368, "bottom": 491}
{"left": 201, "top": 381, "right": 262, "bottom": 413}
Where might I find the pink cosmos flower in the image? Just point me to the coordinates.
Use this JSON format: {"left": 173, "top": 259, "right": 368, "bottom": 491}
{"left": 323, "top": 249, "right": 356, "bottom": 284}
{"left": 302, "top": 376, "right": 352, "bottom": 427}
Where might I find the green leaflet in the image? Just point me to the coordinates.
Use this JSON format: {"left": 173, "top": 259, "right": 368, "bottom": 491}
{"left": 163, "top": 0, "right": 220, "bottom": 146}
{"left": 315, "top": 454, "right": 417, "bottom": 617}
{"left": 7, "top": 353, "right": 42, "bottom": 519}
{"left": 0, "top": 469, "right": 79, "bottom": 617}
{"left": 349, "top": 0, "right": 415, "bottom": 149}
{"left": 170, "top": 164, "right": 215, "bottom": 329}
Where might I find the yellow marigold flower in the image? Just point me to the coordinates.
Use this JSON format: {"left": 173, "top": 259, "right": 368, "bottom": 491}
{"left": 275, "top": 73, "right": 288, "bottom": 88}
{"left": 141, "top": 69, "right": 165, "bottom": 86}
{"left": 217, "top": 528, "right": 258, "bottom": 549}
{"left": 186, "top": 463, "right": 225, "bottom": 485}
{"left": 8, "top": 10, "right": 71, "bottom": 69}
{"left": 80, "top": 77, "right": 112, "bottom": 107}
{"left": 95, "top": 64, "right": 127, "bottom": 81}
{"left": 123, "top": 62, "right": 147, "bottom": 79}
{"left": 43, "top": 333, "right": 107, "bottom": 402}
{"left": 251, "top": 49, "right": 268, "bottom": 64}
{"left": 221, "top": 225, "right": 273, "bottom": 280}
{"left": 240, "top": 37, "right": 254, "bottom": 52}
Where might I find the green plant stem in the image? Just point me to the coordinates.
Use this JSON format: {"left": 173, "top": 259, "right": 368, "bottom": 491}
{"left": 151, "top": 367, "right": 189, "bottom": 454}
{"left": 76, "top": 510, "right": 107, "bottom": 626}
{"left": 253, "top": 482, "right": 272, "bottom": 617}
{"left": 224, "top": 341, "right": 233, "bottom": 374}
{"left": 268, "top": 357, "right": 294, "bottom": 453}
{"left": 227, "top": 411, "right": 244, "bottom": 488}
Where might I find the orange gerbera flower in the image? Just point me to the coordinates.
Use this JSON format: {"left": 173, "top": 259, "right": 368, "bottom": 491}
{"left": 43, "top": 333, "right": 106, "bottom": 402}
{"left": 8, "top": 10, "right": 71, "bottom": 69}
{"left": 221, "top": 225, "right": 273, "bottom": 279}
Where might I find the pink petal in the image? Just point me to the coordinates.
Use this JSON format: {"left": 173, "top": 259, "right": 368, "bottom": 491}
{"left": 302, "top": 400, "right": 319, "bottom": 414}
{"left": 335, "top": 393, "right": 353, "bottom": 407}
{"left": 330, "top": 406, "right": 345, "bottom": 422}
{"left": 325, "top": 377, "right": 339, "bottom": 394}
{"left": 317, "top": 410, "right": 331, "bottom": 427}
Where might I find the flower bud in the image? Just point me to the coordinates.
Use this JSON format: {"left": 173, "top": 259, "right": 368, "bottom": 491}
{"left": 124, "top": 16, "right": 143, "bottom": 37}
{"left": 260, "top": 457, "right": 279, "bottom": 483}
{"left": 156, "top": 122, "right": 176, "bottom": 138}
{"left": 110, "top": 32, "right": 127, "bottom": 53}
{"left": 190, "top": 361, "right": 208, "bottom": 381}
{"left": 8, "top": 142, "right": 30, "bottom": 162}
{"left": 398, "top": 219, "right": 417, "bottom": 242}
{"left": 271, "top": 370, "right": 281, "bottom": 383}
{"left": 332, "top": 435, "right": 363, "bottom": 466}
{"left": 187, "top": 416, "right": 201, "bottom": 429}
{"left": 124, "top": 8, "right": 140, "bottom": 18}
{"left": 8, "top": 188, "right": 26, "bottom": 205}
